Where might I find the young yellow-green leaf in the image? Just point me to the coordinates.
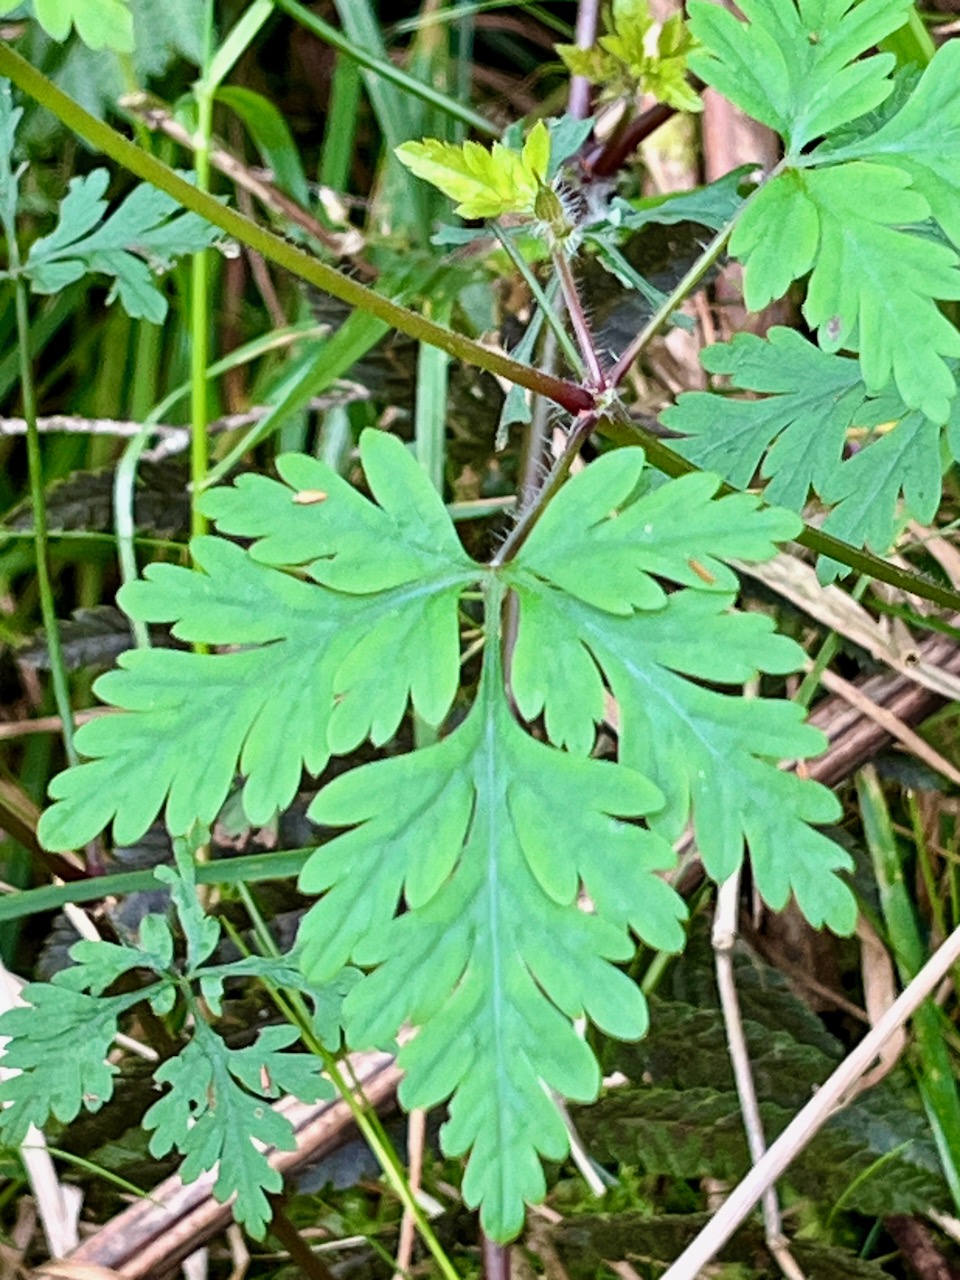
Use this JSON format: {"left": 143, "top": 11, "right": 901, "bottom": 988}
{"left": 555, "top": 43, "right": 620, "bottom": 84}
{"left": 395, "top": 122, "right": 550, "bottom": 220}
{"left": 0, "top": 0, "right": 134, "bottom": 51}
{"left": 559, "top": 0, "right": 701, "bottom": 112}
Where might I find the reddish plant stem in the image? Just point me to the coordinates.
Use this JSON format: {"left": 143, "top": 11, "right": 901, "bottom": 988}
{"left": 567, "top": 0, "right": 600, "bottom": 119}
{"left": 552, "top": 249, "right": 606, "bottom": 388}
{"left": 482, "top": 1235, "right": 512, "bottom": 1280}
{"left": 584, "top": 100, "right": 677, "bottom": 177}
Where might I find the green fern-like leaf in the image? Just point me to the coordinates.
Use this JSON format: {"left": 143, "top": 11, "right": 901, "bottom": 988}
{"left": 0, "top": 984, "right": 149, "bottom": 1144}
{"left": 730, "top": 164, "right": 960, "bottom": 421}
{"left": 36, "top": 431, "right": 852, "bottom": 1239}
{"left": 23, "top": 169, "right": 220, "bottom": 322}
{"left": 505, "top": 451, "right": 856, "bottom": 933}
{"left": 816, "top": 40, "right": 960, "bottom": 248}
{"left": 663, "top": 327, "right": 868, "bottom": 507}
{"left": 146, "top": 1020, "right": 332, "bottom": 1238}
{"left": 662, "top": 328, "right": 948, "bottom": 569}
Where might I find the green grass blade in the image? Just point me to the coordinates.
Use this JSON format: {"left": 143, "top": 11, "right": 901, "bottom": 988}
{"left": 857, "top": 765, "right": 960, "bottom": 1212}
{"left": 0, "top": 849, "right": 314, "bottom": 922}
{"left": 274, "top": 0, "right": 498, "bottom": 138}
{"left": 319, "top": 54, "right": 362, "bottom": 191}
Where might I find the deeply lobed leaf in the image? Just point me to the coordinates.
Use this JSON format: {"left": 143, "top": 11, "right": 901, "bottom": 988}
{"left": 663, "top": 327, "right": 867, "bottom": 509}
{"left": 298, "top": 646, "right": 687, "bottom": 1240}
{"left": 145, "top": 1020, "right": 332, "bottom": 1238}
{"left": 38, "top": 432, "right": 476, "bottom": 850}
{"left": 516, "top": 447, "right": 801, "bottom": 613}
{"left": 663, "top": 328, "right": 950, "bottom": 567}
{"left": 0, "top": 985, "right": 145, "bottom": 1144}
{"left": 25, "top": 170, "right": 219, "bottom": 322}
{"left": 688, "top": 0, "right": 911, "bottom": 153}
{"left": 730, "top": 165, "right": 960, "bottom": 421}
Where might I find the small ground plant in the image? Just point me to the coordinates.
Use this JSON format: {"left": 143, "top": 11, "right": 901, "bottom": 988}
{"left": 0, "top": 0, "right": 960, "bottom": 1271}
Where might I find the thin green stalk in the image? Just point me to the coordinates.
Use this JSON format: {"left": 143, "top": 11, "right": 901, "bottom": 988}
{"left": 608, "top": 166, "right": 780, "bottom": 387}
{"left": 389, "top": 0, "right": 573, "bottom": 38}
{"left": 11, "top": 276, "right": 77, "bottom": 766}
{"left": 493, "top": 226, "right": 584, "bottom": 377}
{"left": 319, "top": 54, "right": 361, "bottom": 191}
{"left": 0, "top": 847, "right": 316, "bottom": 922}
{"left": 794, "top": 575, "right": 870, "bottom": 709}
{"left": 235, "top": 885, "right": 461, "bottom": 1280}
{"left": 190, "top": 0, "right": 217, "bottom": 540}
{"left": 490, "top": 410, "right": 599, "bottom": 566}
{"left": 0, "top": 45, "right": 631, "bottom": 418}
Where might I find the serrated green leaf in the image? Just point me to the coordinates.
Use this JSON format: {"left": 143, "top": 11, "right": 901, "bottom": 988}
{"left": 508, "top": 583, "right": 854, "bottom": 932}
{"left": 37, "top": 433, "right": 475, "bottom": 850}
{"left": 395, "top": 122, "right": 549, "bottom": 220}
{"left": 298, "top": 642, "right": 686, "bottom": 1240}
{"left": 201, "top": 429, "right": 471, "bottom": 589}
{"left": 688, "top": 0, "right": 911, "bottom": 153}
{"left": 145, "top": 1020, "right": 331, "bottom": 1238}
{"left": 730, "top": 164, "right": 960, "bottom": 420}
{"left": 24, "top": 170, "right": 220, "bottom": 322}
{"left": 514, "top": 447, "right": 801, "bottom": 614}
{"left": 815, "top": 40, "right": 960, "bottom": 248}
{"left": 0, "top": 0, "right": 136, "bottom": 50}
{"left": 154, "top": 829, "right": 221, "bottom": 972}
{"left": 0, "top": 985, "right": 144, "bottom": 1144}
{"left": 663, "top": 328, "right": 870, "bottom": 507}
{"left": 818, "top": 411, "right": 942, "bottom": 576}
{"left": 54, "top": 927, "right": 173, "bottom": 993}
{"left": 503, "top": 448, "right": 854, "bottom": 932}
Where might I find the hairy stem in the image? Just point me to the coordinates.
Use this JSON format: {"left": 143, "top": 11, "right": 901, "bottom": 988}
{"left": 494, "top": 226, "right": 584, "bottom": 377}
{"left": 0, "top": 45, "right": 593, "bottom": 418}
{"left": 552, "top": 247, "right": 606, "bottom": 387}
{"left": 609, "top": 159, "right": 784, "bottom": 388}
{"left": 490, "top": 410, "right": 598, "bottom": 567}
